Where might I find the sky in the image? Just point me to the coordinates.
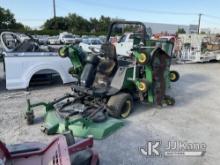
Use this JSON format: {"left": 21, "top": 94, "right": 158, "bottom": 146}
{"left": 1, "top": 0, "right": 220, "bottom": 30}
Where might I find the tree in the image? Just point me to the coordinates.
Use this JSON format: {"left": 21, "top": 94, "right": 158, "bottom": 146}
{"left": 176, "top": 28, "right": 186, "bottom": 34}
{"left": 43, "top": 17, "right": 69, "bottom": 30}
{"left": 67, "top": 13, "right": 90, "bottom": 33}
{"left": 0, "top": 6, "right": 25, "bottom": 30}
{"left": 98, "top": 15, "right": 111, "bottom": 32}
{"left": 89, "top": 18, "right": 99, "bottom": 32}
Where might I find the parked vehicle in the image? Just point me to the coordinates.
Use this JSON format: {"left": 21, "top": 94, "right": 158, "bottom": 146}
{"left": 81, "top": 35, "right": 89, "bottom": 39}
{"left": 59, "top": 32, "right": 75, "bottom": 44}
{"left": 79, "top": 38, "right": 102, "bottom": 53}
{"left": 0, "top": 32, "right": 75, "bottom": 90}
{"left": 38, "top": 35, "right": 49, "bottom": 45}
{"left": 114, "top": 32, "right": 134, "bottom": 56}
{"left": 18, "top": 33, "right": 30, "bottom": 41}
{"left": 73, "top": 34, "right": 82, "bottom": 43}
{"left": 159, "top": 36, "right": 176, "bottom": 43}
{"left": 48, "top": 36, "right": 60, "bottom": 45}
{"left": 176, "top": 34, "right": 220, "bottom": 63}
{"left": 99, "top": 35, "right": 106, "bottom": 43}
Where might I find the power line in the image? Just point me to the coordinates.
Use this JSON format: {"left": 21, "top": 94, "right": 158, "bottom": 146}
{"left": 58, "top": 0, "right": 197, "bottom": 16}
{"left": 203, "top": 14, "right": 220, "bottom": 20}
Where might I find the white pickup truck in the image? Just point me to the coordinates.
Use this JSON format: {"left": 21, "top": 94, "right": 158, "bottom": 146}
{"left": 0, "top": 32, "right": 74, "bottom": 90}
{"left": 114, "top": 32, "right": 174, "bottom": 57}
{"left": 114, "top": 32, "right": 134, "bottom": 57}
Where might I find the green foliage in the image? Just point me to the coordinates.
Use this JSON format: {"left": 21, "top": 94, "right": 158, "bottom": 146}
{"left": 43, "top": 14, "right": 112, "bottom": 34}
{"left": 176, "top": 28, "right": 186, "bottom": 34}
{"left": 43, "top": 17, "right": 70, "bottom": 30}
{"left": 67, "top": 13, "right": 90, "bottom": 33}
{"left": 0, "top": 6, "right": 25, "bottom": 30}
{"left": 0, "top": 6, "right": 123, "bottom": 36}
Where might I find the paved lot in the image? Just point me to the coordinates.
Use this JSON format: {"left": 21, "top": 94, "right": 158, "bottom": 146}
{"left": 0, "top": 62, "right": 220, "bottom": 165}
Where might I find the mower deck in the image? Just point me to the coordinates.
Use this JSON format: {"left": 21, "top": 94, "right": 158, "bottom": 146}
{"left": 42, "top": 110, "right": 123, "bottom": 139}
{"left": 68, "top": 117, "right": 123, "bottom": 139}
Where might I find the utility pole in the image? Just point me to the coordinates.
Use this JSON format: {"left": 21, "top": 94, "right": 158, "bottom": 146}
{"left": 198, "top": 13, "right": 202, "bottom": 34}
{"left": 53, "top": 0, "right": 56, "bottom": 18}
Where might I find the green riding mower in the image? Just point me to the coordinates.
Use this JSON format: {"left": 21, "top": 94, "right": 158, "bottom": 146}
{"left": 25, "top": 21, "right": 179, "bottom": 140}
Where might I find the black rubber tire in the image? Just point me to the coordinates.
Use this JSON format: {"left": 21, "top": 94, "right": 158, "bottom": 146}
{"left": 58, "top": 47, "right": 68, "bottom": 58}
{"left": 107, "top": 93, "right": 133, "bottom": 119}
{"left": 169, "top": 70, "right": 180, "bottom": 82}
{"left": 137, "top": 79, "right": 148, "bottom": 93}
{"left": 166, "top": 97, "right": 175, "bottom": 106}
{"left": 137, "top": 52, "right": 149, "bottom": 65}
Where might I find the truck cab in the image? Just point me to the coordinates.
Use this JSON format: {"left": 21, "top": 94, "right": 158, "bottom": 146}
{"left": 114, "top": 33, "right": 134, "bottom": 57}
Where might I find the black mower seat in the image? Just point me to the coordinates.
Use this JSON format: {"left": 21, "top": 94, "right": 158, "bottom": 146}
{"left": 96, "top": 43, "right": 118, "bottom": 77}
{"left": 97, "top": 60, "right": 116, "bottom": 76}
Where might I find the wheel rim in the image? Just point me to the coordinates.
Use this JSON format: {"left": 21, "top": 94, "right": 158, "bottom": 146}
{"left": 139, "top": 53, "right": 147, "bottom": 63}
{"left": 121, "top": 100, "right": 132, "bottom": 118}
{"left": 59, "top": 48, "right": 66, "bottom": 57}
{"left": 170, "top": 73, "right": 176, "bottom": 81}
{"left": 138, "top": 82, "right": 147, "bottom": 92}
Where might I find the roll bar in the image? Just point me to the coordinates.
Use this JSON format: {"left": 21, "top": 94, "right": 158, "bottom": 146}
{"left": 106, "top": 21, "right": 147, "bottom": 44}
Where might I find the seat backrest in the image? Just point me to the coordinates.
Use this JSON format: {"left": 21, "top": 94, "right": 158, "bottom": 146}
{"left": 92, "top": 43, "right": 118, "bottom": 88}
{"left": 101, "top": 43, "right": 117, "bottom": 60}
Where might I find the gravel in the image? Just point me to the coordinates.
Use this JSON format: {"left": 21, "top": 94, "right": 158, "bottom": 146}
{"left": 0, "top": 62, "right": 220, "bottom": 165}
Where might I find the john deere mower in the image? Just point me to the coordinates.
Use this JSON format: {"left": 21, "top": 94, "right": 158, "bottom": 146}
{"left": 25, "top": 21, "right": 179, "bottom": 139}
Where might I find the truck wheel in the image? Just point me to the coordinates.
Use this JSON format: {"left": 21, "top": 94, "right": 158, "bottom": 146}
{"left": 107, "top": 93, "right": 133, "bottom": 119}
{"left": 169, "top": 70, "right": 179, "bottom": 82}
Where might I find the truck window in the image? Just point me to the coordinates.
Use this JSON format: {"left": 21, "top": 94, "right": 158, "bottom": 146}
{"left": 129, "top": 34, "right": 134, "bottom": 39}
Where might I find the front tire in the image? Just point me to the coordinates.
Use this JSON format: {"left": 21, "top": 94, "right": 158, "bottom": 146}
{"left": 137, "top": 52, "right": 149, "bottom": 65}
{"left": 169, "top": 70, "right": 180, "bottom": 82}
{"left": 58, "top": 47, "right": 68, "bottom": 58}
{"left": 107, "top": 93, "right": 133, "bottom": 119}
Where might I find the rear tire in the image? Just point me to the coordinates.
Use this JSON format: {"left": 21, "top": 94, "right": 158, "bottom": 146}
{"left": 107, "top": 93, "right": 133, "bottom": 119}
